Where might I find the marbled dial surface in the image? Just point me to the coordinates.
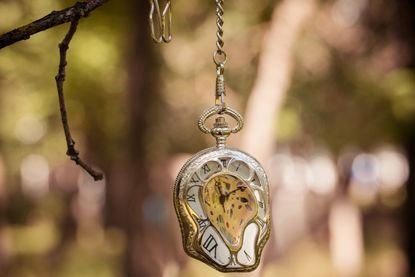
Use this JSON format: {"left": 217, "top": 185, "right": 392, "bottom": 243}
{"left": 201, "top": 174, "right": 258, "bottom": 251}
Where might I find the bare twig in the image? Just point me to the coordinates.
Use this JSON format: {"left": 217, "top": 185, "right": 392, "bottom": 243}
{"left": 0, "top": 0, "right": 108, "bottom": 180}
{"left": 0, "top": 0, "right": 109, "bottom": 49}
{"left": 55, "top": 17, "right": 103, "bottom": 181}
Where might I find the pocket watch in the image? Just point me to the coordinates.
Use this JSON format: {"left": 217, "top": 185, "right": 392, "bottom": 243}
{"left": 173, "top": 0, "right": 270, "bottom": 272}
{"left": 173, "top": 107, "right": 271, "bottom": 272}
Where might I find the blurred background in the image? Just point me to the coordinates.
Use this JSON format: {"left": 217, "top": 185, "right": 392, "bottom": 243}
{"left": 0, "top": 0, "right": 414, "bottom": 276}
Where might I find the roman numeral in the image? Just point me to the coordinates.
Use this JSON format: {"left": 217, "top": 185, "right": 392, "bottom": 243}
{"left": 252, "top": 176, "right": 262, "bottom": 187}
{"left": 190, "top": 176, "right": 199, "bottom": 184}
{"left": 258, "top": 201, "right": 264, "bottom": 209}
{"left": 257, "top": 218, "right": 266, "bottom": 229}
{"left": 197, "top": 219, "right": 209, "bottom": 231}
{"left": 229, "top": 256, "right": 237, "bottom": 266}
{"left": 220, "top": 158, "right": 228, "bottom": 168}
{"left": 202, "top": 164, "right": 211, "bottom": 174}
{"left": 235, "top": 163, "right": 241, "bottom": 171}
{"left": 202, "top": 234, "right": 218, "bottom": 258}
{"left": 244, "top": 250, "right": 252, "bottom": 262}
{"left": 186, "top": 194, "right": 196, "bottom": 202}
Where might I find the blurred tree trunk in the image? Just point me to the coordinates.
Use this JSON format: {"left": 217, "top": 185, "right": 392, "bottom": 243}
{"left": 239, "top": 1, "right": 316, "bottom": 276}
{"left": 403, "top": 13, "right": 415, "bottom": 277}
{"left": 124, "top": 2, "right": 163, "bottom": 275}
{"left": 240, "top": 0, "right": 316, "bottom": 164}
{"left": 406, "top": 132, "right": 415, "bottom": 276}
{"left": 391, "top": 1, "right": 415, "bottom": 275}
{"left": 105, "top": 1, "right": 172, "bottom": 276}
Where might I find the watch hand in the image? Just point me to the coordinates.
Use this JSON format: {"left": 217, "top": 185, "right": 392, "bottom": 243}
{"left": 215, "top": 181, "right": 226, "bottom": 212}
{"left": 225, "top": 186, "right": 246, "bottom": 200}
{"left": 215, "top": 181, "right": 225, "bottom": 196}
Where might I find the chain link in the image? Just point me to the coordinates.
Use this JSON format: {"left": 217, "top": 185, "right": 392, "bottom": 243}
{"left": 215, "top": 0, "right": 224, "bottom": 54}
{"left": 149, "top": 0, "right": 172, "bottom": 43}
{"left": 213, "top": 0, "right": 227, "bottom": 109}
{"left": 213, "top": 0, "right": 227, "bottom": 66}
{"left": 198, "top": 0, "right": 244, "bottom": 140}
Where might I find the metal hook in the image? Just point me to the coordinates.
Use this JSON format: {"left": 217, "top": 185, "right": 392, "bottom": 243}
{"left": 149, "top": 0, "right": 172, "bottom": 43}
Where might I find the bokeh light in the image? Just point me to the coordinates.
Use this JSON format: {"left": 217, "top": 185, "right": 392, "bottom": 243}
{"left": 308, "top": 154, "right": 338, "bottom": 195}
{"left": 20, "top": 154, "right": 49, "bottom": 198}
{"left": 0, "top": 0, "right": 413, "bottom": 276}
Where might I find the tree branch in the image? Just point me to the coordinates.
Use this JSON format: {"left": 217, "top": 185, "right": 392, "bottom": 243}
{"left": 55, "top": 17, "right": 103, "bottom": 181}
{"left": 0, "top": 0, "right": 109, "bottom": 179}
{"left": 0, "top": 0, "right": 109, "bottom": 49}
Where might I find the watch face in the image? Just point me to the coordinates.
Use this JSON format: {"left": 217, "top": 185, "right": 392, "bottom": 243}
{"left": 202, "top": 174, "right": 257, "bottom": 252}
{"left": 174, "top": 147, "right": 271, "bottom": 272}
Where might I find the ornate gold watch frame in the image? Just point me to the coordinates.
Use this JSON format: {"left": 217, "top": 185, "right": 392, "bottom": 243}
{"left": 174, "top": 147, "right": 271, "bottom": 272}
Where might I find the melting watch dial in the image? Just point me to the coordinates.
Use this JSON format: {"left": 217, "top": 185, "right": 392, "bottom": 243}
{"left": 174, "top": 148, "right": 271, "bottom": 272}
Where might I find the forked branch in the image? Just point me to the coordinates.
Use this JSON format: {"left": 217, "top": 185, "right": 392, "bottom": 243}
{"left": 0, "top": 0, "right": 108, "bottom": 180}
{"left": 55, "top": 17, "right": 103, "bottom": 181}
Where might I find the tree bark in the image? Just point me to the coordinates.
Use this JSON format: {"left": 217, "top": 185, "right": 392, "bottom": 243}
{"left": 0, "top": 0, "right": 109, "bottom": 49}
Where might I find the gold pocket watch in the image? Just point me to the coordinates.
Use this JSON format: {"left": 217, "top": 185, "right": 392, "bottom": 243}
{"left": 173, "top": 116, "right": 271, "bottom": 272}
{"left": 173, "top": 0, "right": 271, "bottom": 272}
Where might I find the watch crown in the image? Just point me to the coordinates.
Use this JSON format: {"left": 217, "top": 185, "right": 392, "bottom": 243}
{"left": 211, "top": 116, "right": 231, "bottom": 149}
{"left": 213, "top": 116, "right": 229, "bottom": 128}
